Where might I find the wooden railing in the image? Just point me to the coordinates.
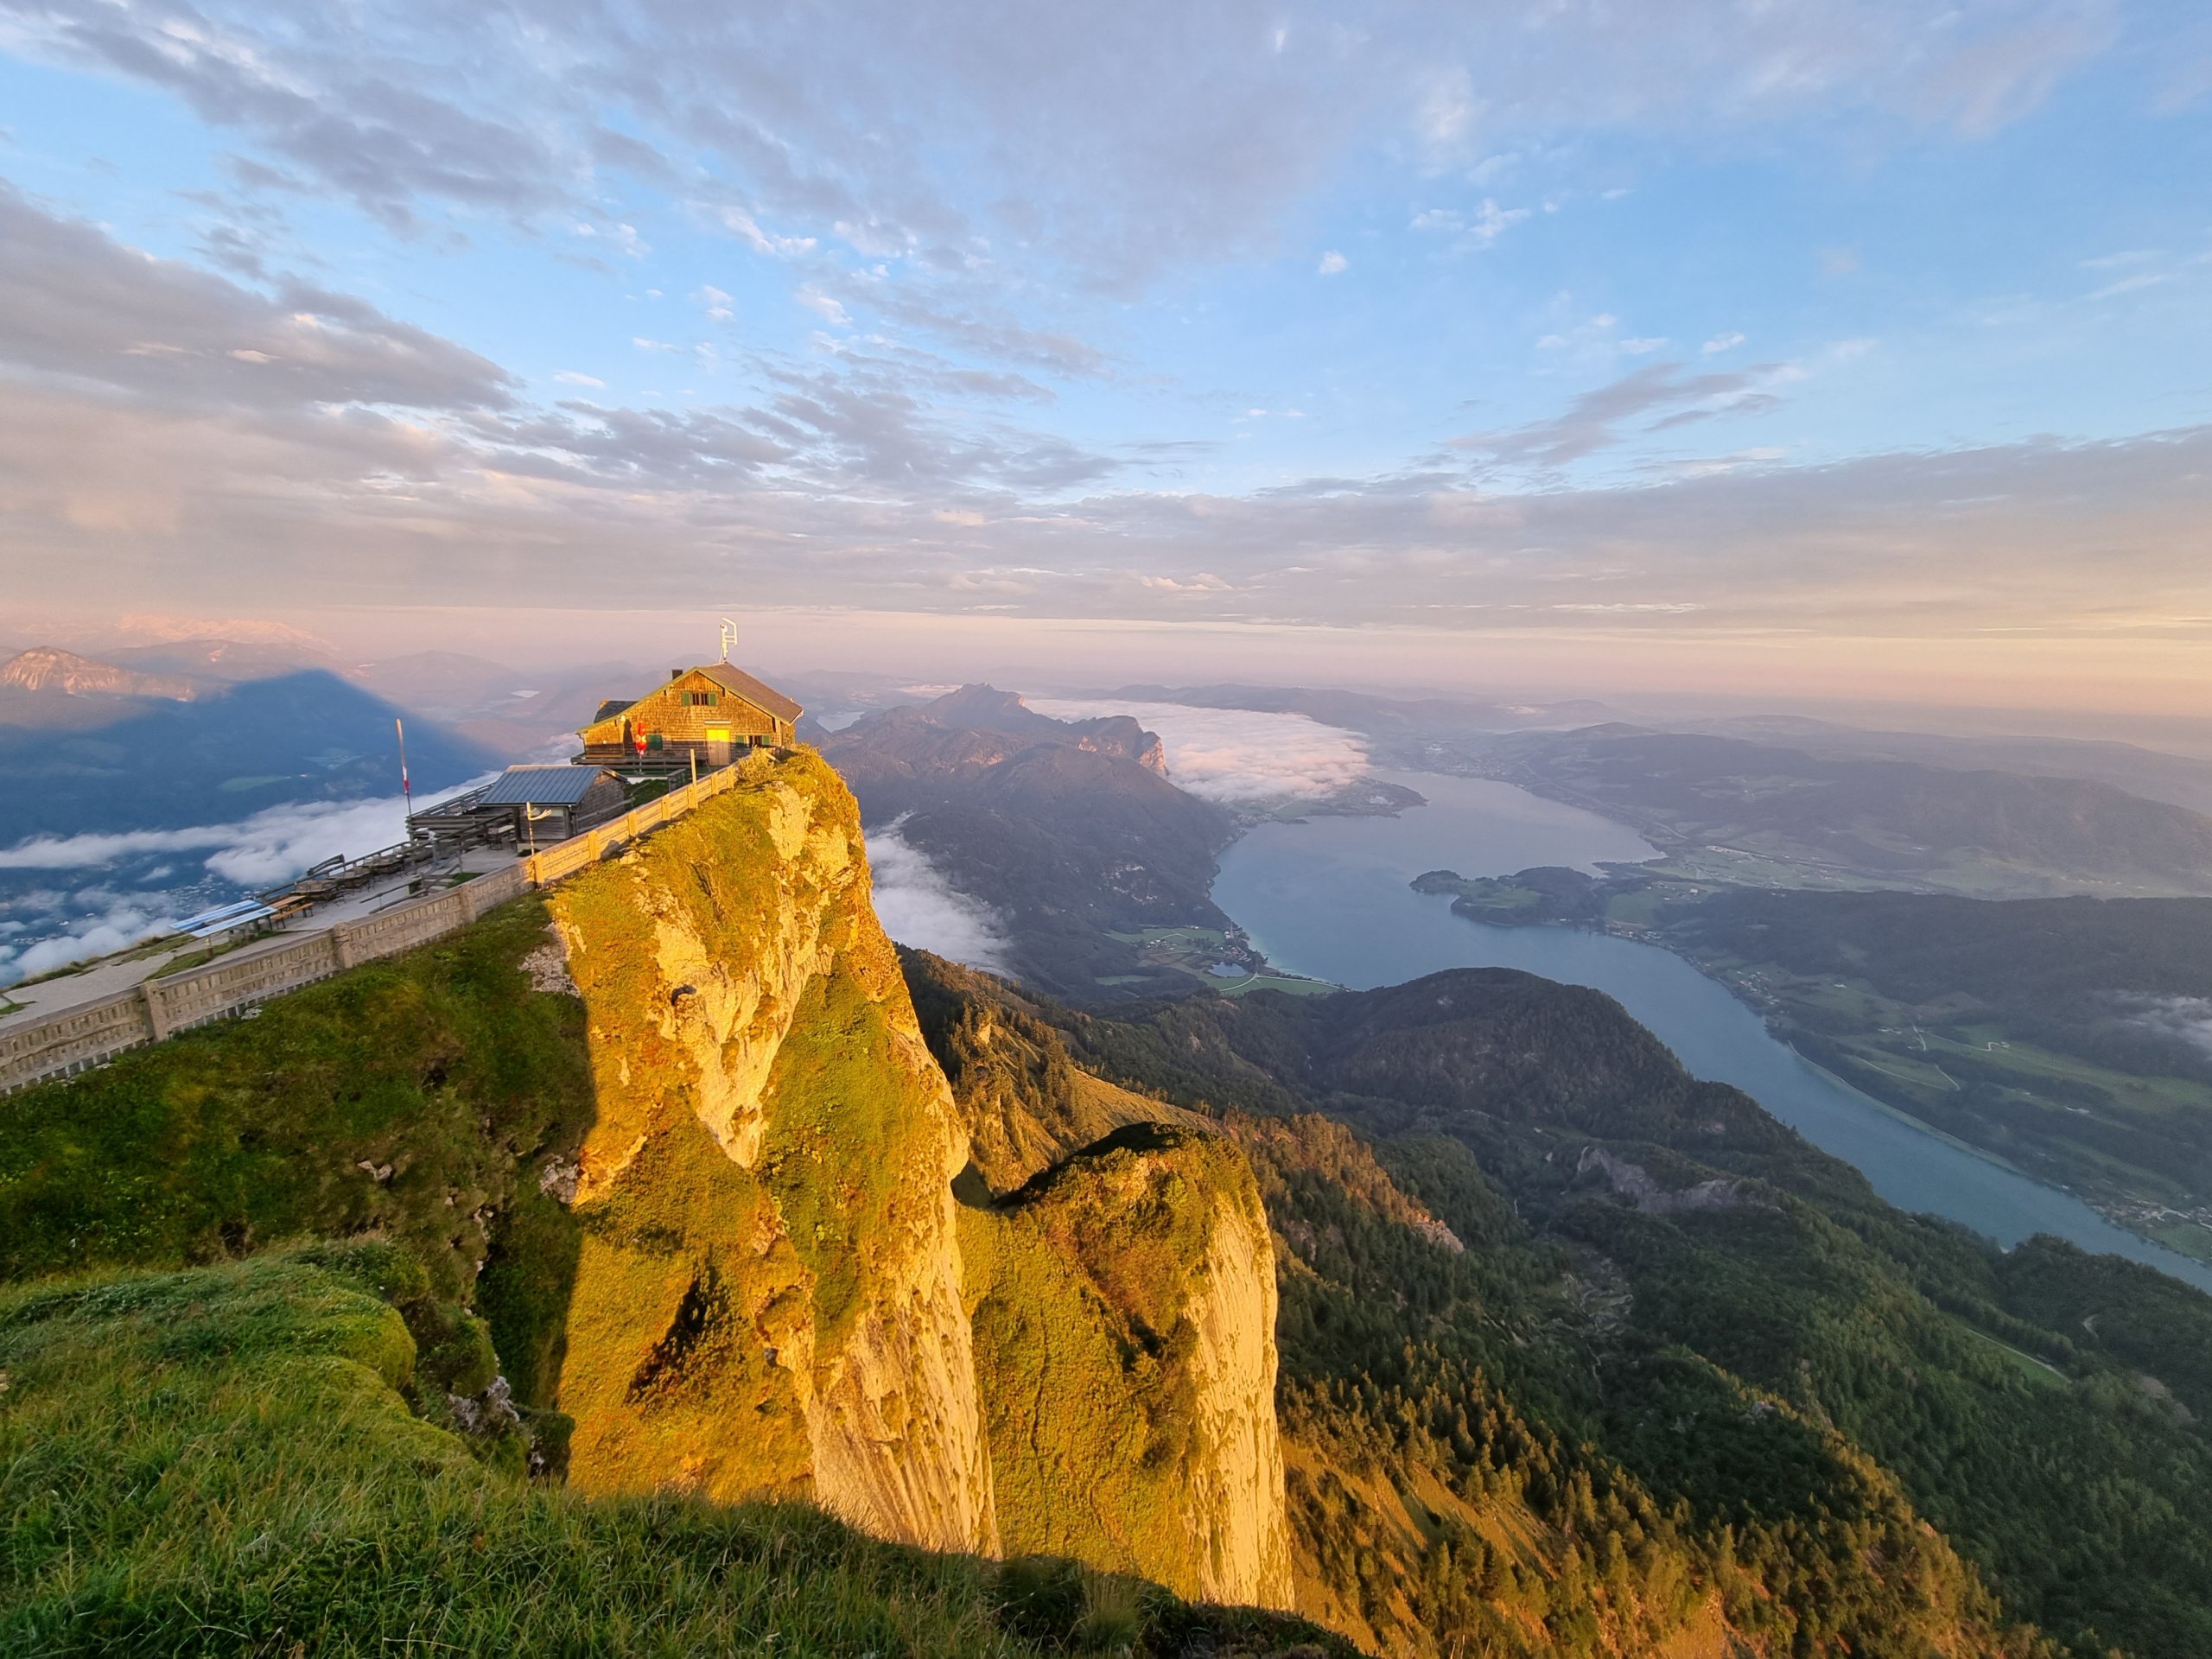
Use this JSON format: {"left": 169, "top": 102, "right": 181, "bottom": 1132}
{"left": 0, "top": 753, "right": 772, "bottom": 1096}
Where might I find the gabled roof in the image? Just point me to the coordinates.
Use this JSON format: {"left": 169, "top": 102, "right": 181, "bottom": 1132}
{"left": 592, "top": 697, "right": 635, "bottom": 722}
{"left": 694, "top": 664, "right": 803, "bottom": 722}
{"left": 479, "top": 765, "right": 615, "bottom": 805}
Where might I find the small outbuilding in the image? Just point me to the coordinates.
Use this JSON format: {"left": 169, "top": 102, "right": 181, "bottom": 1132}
{"left": 575, "top": 663, "right": 803, "bottom": 771}
{"left": 475, "top": 765, "right": 627, "bottom": 848}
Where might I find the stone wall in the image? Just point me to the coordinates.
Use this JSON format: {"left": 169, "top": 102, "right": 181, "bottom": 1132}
{"left": 0, "top": 757, "right": 761, "bottom": 1095}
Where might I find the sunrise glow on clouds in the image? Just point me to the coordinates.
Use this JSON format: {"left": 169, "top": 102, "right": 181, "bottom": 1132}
{"left": 0, "top": 2, "right": 2206, "bottom": 705}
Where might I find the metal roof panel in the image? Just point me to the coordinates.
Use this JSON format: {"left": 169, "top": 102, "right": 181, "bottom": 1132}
{"left": 477, "top": 766, "right": 612, "bottom": 805}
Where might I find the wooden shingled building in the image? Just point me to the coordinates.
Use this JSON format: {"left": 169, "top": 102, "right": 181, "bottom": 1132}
{"left": 575, "top": 663, "right": 804, "bottom": 771}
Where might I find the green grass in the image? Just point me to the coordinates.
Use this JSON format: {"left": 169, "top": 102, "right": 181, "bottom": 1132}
{"left": 1961, "top": 1326, "right": 2069, "bottom": 1389}
{"left": 1221, "top": 975, "right": 1335, "bottom": 999}
{"left": 0, "top": 894, "right": 594, "bottom": 1402}
{"left": 0, "top": 1248, "right": 1030, "bottom": 1657}
{"left": 0, "top": 1245, "right": 1345, "bottom": 1657}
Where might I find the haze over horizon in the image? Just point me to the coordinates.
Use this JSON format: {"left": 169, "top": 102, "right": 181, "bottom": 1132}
{"left": 2, "top": 0, "right": 2209, "bottom": 712}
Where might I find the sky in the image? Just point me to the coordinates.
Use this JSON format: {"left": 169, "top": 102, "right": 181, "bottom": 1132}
{"left": 0, "top": 0, "right": 2209, "bottom": 711}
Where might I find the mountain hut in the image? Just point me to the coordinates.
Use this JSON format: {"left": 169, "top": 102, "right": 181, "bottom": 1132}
{"left": 575, "top": 664, "right": 803, "bottom": 771}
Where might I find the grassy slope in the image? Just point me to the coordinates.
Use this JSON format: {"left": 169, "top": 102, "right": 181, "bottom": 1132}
{"left": 3, "top": 1243, "right": 1334, "bottom": 1657}
{"left": 0, "top": 893, "right": 591, "bottom": 1414}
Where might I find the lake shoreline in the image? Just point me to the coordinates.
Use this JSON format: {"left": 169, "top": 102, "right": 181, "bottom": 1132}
{"left": 1209, "top": 767, "right": 2212, "bottom": 1294}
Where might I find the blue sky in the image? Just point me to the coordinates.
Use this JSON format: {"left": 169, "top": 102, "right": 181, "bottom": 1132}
{"left": 0, "top": 0, "right": 2208, "bottom": 705}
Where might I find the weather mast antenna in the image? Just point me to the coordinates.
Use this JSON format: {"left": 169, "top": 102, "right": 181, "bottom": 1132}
{"left": 718, "top": 616, "right": 738, "bottom": 664}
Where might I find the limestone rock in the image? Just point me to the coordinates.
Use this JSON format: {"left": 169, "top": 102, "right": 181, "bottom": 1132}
{"left": 547, "top": 751, "right": 996, "bottom": 1554}
{"left": 963, "top": 1122, "right": 1295, "bottom": 1610}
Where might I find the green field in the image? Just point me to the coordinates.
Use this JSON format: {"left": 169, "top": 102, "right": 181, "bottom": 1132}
{"left": 1103, "top": 926, "right": 1335, "bottom": 997}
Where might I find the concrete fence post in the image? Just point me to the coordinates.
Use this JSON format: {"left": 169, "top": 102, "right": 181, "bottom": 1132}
{"left": 331, "top": 922, "right": 358, "bottom": 970}
{"left": 139, "top": 980, "right": 170, "bottom": 1043}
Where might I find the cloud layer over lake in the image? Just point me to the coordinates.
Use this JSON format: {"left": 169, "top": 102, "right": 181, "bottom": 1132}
{"left": 1030, "top": 701, "right": 1370, "bottom": 804}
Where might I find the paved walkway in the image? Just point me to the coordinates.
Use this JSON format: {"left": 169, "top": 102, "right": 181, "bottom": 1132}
{"left": 0, "top": 847, "right": 519, "bottom": 1034}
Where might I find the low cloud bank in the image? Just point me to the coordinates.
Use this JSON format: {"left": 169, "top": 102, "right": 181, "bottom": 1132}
{"left": 864, "top": 817, "right": 1013, "bottom": 976}
{"left": 0, "top": 779, "right": 493, "bottom": 883}
{"left": 2115, "top": 995, "right": 2212, "bottom": 1062}
{"left": 0, "top": 896, "right": 181, "bottom": 984}
{"left": 0, "top": 778, "right": 493, "bottom": 982}
{"left": 1029, "top": 700, "right": 1370, "bottom": 804}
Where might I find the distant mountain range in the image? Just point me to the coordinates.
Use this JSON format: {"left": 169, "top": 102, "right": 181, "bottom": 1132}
{"left": 1092, "top": 682, "right": 2212, "bottom": 897}
{"left": 1103, "top": 681, "right": 1630, "bottom": 733}
{"left": 1475, "top": 725, "right": 2212, "bottom": 897}
{"left": 1668, "top": 714, "right": 2212, "bottom": 818}
{"left": 0, "top": 647, "right": 498, "bottom": 844}
{"left": 12, "top": 638, "right": 644, "bottom": 765}
{"left": 821, "top": 684, "right": 1234, "bottom": 1001}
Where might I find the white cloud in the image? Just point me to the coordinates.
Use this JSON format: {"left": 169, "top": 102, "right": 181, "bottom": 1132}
{"left": 1466, "top": 199, "right": 1529, "bottom": 247}
{"left": 2115, "top": 995, "right": 2212, "bottom": 1061}
{"left": 1317, "top": 251, "right": 1349, "bottom": 276}
{"left": 0, "top": 781, "right": 491, "bottom": 881}
{"left": 694, "top": 284, "right": 735, "bottom": 321}
{"left": 1132, "top": 571, "right": 1231, "bottom": 593}
{"left": 1028, "top": 701, "right": 1370, "bottom": 804}
{"left": 797, "top": 284, "right": 851, "bottom": 324}
{"left": 721, "top": 209, "right": 818, "bottom": 257}
{"left": 554, "top": 370, "right": 606, "bottom": 386}
{"left": 0, "top": 899, "right": 179, "bottom": 983}
{"left": 1701, "top": 331, "right": 1746, "bottom": 354}
{"left": 864, "top": 817, "right": 1012, "bottom": 973}
{"left": 1412, "top": 200, "right": 1529, "bottom": 250}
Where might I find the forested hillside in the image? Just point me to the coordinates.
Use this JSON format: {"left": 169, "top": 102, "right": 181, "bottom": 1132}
{"left": 1024, "top": 964, "right": 2212, "bottom": 1657}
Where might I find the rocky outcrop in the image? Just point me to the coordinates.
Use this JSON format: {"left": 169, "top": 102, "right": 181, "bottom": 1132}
{"left": 537, "top": 749, "right": 1292, "bottom": 1604}
{"left": 547, "top": 749, "right": 996, "bottom": 1554}
{"left": 1175, "top": 1157, "right": 1296, "bottom": 1607}
{"left": 963, "top": 1123, "right": 1295, "bottom": 1611}
{"left": 904, "top": 950, "right": 1211, "bottom": 1194}
{"left": 1575, "top": 1145, "right": 1749, "bottom": 1214}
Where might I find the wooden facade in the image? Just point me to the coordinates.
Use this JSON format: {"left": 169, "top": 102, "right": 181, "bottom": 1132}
{"left": 575, "top": 664, "right": 804, "bottom": 769}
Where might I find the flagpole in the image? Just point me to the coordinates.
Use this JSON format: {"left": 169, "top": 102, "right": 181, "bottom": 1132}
{"left": 397, "top": 718, "right": 412, "bottom": 818}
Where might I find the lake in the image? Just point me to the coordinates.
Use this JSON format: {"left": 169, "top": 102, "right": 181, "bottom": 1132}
{"left": 1213, "top": 769, "right": 2212, "bottom": 1294}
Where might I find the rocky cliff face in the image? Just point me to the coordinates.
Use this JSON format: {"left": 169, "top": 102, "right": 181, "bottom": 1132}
{"left": 538, "top": 751, "right": 1290, "bottom": 1608}
{"left": 546, "top": 749, "right": 995, "bottom": 1554}
{"left": 962, "top": 1124, "right": 1295, "bottom": 1611}
{"left": 907, "top": 955, "right": 1294, "bottom": 1610}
